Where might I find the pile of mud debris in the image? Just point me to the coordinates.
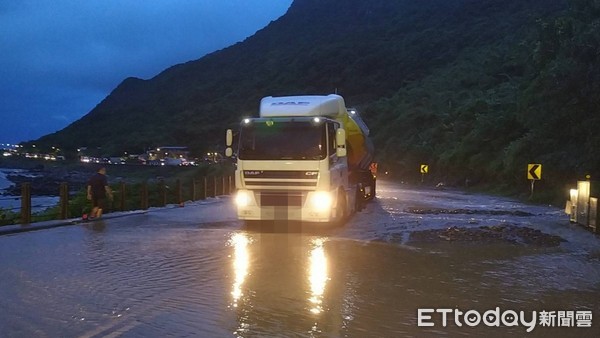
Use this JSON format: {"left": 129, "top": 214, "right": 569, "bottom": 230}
{"left": 405, "top": 207, "right": 533, "bottom": 217}
{"left": 409, "top": 225, "right": 566, "bottom": 247}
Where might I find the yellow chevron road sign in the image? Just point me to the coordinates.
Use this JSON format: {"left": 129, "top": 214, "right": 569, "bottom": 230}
{"left": 527, "top": 164, "right": 542, "bottom": 180}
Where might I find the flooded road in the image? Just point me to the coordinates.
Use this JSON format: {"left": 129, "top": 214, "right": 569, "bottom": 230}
{"left": 0, "top": 181, "right": 599, "bottom": 337}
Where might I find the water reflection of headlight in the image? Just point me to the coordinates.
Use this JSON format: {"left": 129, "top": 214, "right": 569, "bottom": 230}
{"left": 230, "top": 232, "right": 250, "bottom": 307}
{"left": 309, "top": 238, "right": 328, "bottom": 315}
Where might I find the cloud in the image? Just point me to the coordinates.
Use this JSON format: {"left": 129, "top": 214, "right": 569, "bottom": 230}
{"left": 0, "top": 0, "right": 292, "bottom": 143}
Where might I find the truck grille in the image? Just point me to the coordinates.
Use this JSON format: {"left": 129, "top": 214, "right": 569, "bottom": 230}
{"left": 243, "top": 170, "right": 318, "bottom": 188}
{"left": 260, "top": 192, "right": 303, "bottom": 206}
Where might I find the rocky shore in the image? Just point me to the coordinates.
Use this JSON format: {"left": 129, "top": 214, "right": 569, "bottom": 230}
{"left": 2, "top": 166, "right": 90, "bottom": 196}
{"left": 1, "top": 158, "right": 207, "bottom": 197}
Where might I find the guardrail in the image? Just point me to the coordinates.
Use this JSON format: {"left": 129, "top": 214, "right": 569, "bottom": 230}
{"left": 0, "top": 175, "right": 234, "bottom": 225}
{"left": 565, "top": 180, "right": 600, "bottom": 234}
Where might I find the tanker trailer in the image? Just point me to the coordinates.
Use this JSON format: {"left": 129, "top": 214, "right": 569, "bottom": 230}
{"left": 339, "top": 107, "right": 376, "bottom": 205}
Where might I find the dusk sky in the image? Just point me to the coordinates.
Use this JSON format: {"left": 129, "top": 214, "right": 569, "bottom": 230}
{"left": 0, "top": 0, "right": 293, "bottom": 144}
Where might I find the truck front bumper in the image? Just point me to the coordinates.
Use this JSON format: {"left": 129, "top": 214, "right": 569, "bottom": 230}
{"left": 234, "top": 189, "right": 334, "bottom": 222}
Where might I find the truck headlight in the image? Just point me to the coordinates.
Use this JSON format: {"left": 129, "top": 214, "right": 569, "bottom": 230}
{"left": 235, "top": 191, "right": 251, "bottom": 207}
{"left": 310, "top": 191, "right": 332, "bottom": 211}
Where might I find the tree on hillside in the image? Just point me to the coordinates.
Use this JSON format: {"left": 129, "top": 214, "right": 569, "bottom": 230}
{"left": 518, "top": 0, "right": 600, "bottom": 178}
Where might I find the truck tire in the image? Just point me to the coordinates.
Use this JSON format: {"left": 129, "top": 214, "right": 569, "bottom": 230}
{"left": 335, "top": 191, "right": 347, "bottom": 227}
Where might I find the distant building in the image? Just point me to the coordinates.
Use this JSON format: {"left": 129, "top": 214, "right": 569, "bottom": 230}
{"left": 146, "top": 146, "right": 191, "bottom": 165}
{"left": 1, "top": 143, "right": 18, "bottom": 157}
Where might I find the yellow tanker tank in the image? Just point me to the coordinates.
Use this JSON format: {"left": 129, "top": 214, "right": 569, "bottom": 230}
{"left": 335, "top": 108, "right": 374, "bottom": 171}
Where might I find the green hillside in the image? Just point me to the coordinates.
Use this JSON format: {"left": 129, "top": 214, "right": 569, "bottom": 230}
{"left": 33, "top": 0, "right": 600, "bottom": 201}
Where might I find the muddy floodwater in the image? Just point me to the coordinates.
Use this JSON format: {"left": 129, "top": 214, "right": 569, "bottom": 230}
{"left": 0, "top": 181, "right": 599, "bottom": 337}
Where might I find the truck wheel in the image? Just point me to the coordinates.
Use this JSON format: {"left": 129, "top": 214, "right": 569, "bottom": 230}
{"left": 335, "top": 191, "right": 347, "bottom": 226}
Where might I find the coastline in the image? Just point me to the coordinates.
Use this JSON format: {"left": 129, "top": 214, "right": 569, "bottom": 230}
{"left": 0, "top": 168, "right": 18, "bottom": 191}
{"left": 3, "top": 170, "right": 88, "bottom": 196}
{"left": 0, "top": 165, "right": 89, "bottom": 197}
{"left": 0, "top": 168, "right": 61, "bottom": 213}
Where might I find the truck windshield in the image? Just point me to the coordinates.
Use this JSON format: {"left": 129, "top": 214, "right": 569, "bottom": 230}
{"left": 238, "top": 121, "right": 326, "bottom": 160}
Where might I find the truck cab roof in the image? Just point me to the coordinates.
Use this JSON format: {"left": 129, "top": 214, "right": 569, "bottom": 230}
{"left": 260, "top": 94, "right": 346, "bottom": 118}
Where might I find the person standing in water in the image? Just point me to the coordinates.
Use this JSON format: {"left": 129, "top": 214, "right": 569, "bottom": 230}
{"left": 87, "top": 167, "right": 113, "bottom": 219}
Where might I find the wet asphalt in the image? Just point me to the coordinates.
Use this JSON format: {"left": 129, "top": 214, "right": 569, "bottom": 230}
{"left": 1, "top": 181, "right": 599, "bottom": 337}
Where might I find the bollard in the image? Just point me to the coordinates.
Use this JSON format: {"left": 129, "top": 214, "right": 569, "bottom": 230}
{"left": 569, "top": 189, "right": 578, "bottom": 223}
{"left": 59, "top": 182, "right": 69, "bottom": 219}
{"left": 20, "top": 183, "right": 31, "bottom": 224}
{"left": 590, "top": 197, "right": 599, "bottom": 234}
{"left": 229, "top": 175, "right": 233, "bottom": 194}
{"left": 202, "top": 177, "right": 207, "bottom": 200}
{"left": 222, "top": 176, "right": 226, "bottom": 196}
{"left": 576, "top": 181, "right": 590, "bottom": 226}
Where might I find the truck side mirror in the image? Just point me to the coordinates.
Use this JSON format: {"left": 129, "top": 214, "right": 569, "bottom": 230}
{"left": 336, "top": 128, "right": 347, "bottom": 157}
